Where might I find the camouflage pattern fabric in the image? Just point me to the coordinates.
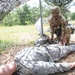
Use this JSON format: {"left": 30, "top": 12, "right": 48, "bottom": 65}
{"left": 64, "top": 26, "right": 71, "bottom": 45}
{"left": 12, "top": 44, "right": 75, "bottom": 75}
{"left": 48, "top": 14, "right": 66, "bottom": 40}
{"left": 67, "top": 24, "right": 75, "bottom": 34}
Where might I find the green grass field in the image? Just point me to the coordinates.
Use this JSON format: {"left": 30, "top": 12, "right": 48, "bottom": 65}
{"left": 0, "top": 20, "right": 75, "bottom": 52}
{"left": 0, "top": 25, "right": 49, "bottom": 51}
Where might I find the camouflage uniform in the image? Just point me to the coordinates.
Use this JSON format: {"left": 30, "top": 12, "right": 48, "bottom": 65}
{"left": 65, "top": 26, "right": 71, "bottom": 45}
{"left": 13, "top": 44, "right": 75, "bottom": 75}
{"left": 48, "top": 15, "right": 66, "bottom": 40}
{"left": 48, "top": 6, "right": 70, "bottom": 44}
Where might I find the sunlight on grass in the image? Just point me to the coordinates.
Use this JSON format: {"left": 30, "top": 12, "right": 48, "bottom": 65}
{"left": 0, "top": 20, "right": 74, "bottom": 52}
{"left": 69, "top": 20, "right": 75, "bottom": 25}
{"left": 0, "top": 25, "right": 49, "bottom": 51}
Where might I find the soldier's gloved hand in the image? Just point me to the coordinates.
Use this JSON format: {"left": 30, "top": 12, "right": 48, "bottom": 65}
{"left": 51, "top": 37, "right": 54, "bottom": 41}
{"left": 59, "top": 37, "right": 66, "bottom": 46}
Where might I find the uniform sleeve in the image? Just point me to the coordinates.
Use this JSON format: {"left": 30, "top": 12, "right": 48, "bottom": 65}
{"left": 60, "top": 15, "right": 67, "bottom": 38}
{"left": 61, "top": 16, "right": 67, "bottom": 26}
{"left": 15, "top": 61, "right": 71, "bottom": 75}
{"left": 65, "top": 26, "right": 71, "bottom": 39}
{"left": 48, "top": 16, "right": 54, "bottom": 35}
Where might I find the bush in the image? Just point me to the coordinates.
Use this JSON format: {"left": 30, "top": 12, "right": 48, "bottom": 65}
{"left": 71, "top": 13, "right": 75, "bottom": 20}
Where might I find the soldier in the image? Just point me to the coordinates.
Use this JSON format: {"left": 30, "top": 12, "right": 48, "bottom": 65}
{"left": 48, "top": 6, "right": 67, "bottom": 45}
{"left": 9, "top": 44, "right": 75, "bottom": 75}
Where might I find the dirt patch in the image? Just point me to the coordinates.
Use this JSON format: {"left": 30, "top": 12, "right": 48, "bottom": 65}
{"left": 0, "top": 44, "right": 34, "bottom": 65}
{"left": 0, "top": 45, "right": 24, "bottom": 65}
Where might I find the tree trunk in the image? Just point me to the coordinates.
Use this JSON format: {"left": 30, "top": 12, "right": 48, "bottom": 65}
{"left": 0, "top": 0, "right": 29, "bottom": 21}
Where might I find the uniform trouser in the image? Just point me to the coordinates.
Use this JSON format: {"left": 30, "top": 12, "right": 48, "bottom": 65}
{"left": 14, "top": 44, "right": 75, "bottom": 75}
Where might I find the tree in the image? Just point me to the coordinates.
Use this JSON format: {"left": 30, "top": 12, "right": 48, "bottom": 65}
{"left": 16, "top": 4, "right": 32, "bottom": 25}
{"left": 30, "top": 7, "right": 40, "bottom": 23}
{"left": 42, "top": 6, "right": 51, "bottom": 17}
{"left": 71, "top": 13, "right": 75, "bottom": 20}
{"left": 1, "top": 12, "right": 14, "bottom": 26}
{"left": 44, "top": 0, "right": 73, "bottom": 7}
{"left": 0, "top": 0, "right": 29, "bottom": 21}
{"left": 44, "top": 0, "right": 73, "bottom": 18}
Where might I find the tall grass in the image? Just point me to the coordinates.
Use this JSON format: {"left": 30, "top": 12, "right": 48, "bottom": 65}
{"left": 0, "top": 20, "right": 74, "bottom": 52}
{"left": 0, "top": 25, "right": 49, "bottom": 51}
{"left": 0, "top": 25, "right": 36, "bottom": 51}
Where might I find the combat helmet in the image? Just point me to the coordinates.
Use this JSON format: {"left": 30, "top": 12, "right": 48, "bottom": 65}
{"left": 51, "top": 6, "right": 61, "bottom": 14}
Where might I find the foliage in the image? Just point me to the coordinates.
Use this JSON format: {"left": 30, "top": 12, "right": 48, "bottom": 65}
{"left": 44, "top": 0, "right": 74, "bottom": 18}
{"left": 0, "top": 2, "right": 52, "bottom": 26}
{"left": 71, "top": 13, "right": 75, "bottom": 20}
{"left": 42, "top": 5, "right": 51, "bottom": 17}
{"left": 0, "top": 25, "right": 39, "bottom": 51}
{"left": 1, "top": 13, "right": 14, "bottom": 26}
{"left": 16, "top": 4, "right": 32, "bottom": 25}
{"left": 44, "top": 0, "right": 73, "bottom": 7}
{"left": 30, "top": 7, "right": 40, "bottom": 23}
{"left": 1, "top": 4, "right": 44, "bottom": 26}
{"left": 1, "top": 4, "right": 35, "bottom": 26}
{"left": 1, "top": 9, "right": 20, "bottom": 26}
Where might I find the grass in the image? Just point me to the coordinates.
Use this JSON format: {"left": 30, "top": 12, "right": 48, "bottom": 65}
{"left": 0, "top": 20, "right": 75, "bottom": 52}
{"left": 69, "top": 20, "right": 75, "bottom": 25}
{"left": 0, "top": 25, "right": 49, "bottom": 52}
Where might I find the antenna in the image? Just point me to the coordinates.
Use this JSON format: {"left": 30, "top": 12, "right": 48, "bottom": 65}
{"left": 39, "top": 0, "right": 44, "bottom": 36}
